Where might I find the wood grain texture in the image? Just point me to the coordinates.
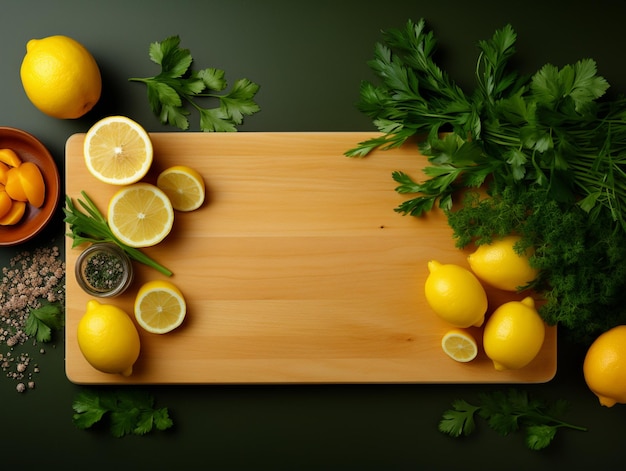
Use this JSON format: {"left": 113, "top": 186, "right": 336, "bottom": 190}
{"left": 64, "top": 132, "right": 556, "bottom": 384}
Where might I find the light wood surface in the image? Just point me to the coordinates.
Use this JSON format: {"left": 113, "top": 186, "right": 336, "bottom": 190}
{"left": 64, "top": 132, "right": 556, "bottom": 384}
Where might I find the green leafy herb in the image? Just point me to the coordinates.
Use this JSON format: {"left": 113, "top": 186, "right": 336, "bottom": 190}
{"left": 24, "top": 300, "right": 64, "bottom": 343}
{"left": 72, "top": 389, "right": 173, "bottom": 438}
{"left": 129, "top": 35, "right": 261, "bottom": 132}
{"left": 439, "top": 389, "right": 587, "bottom": 450}
{"left": 64, "top": 191, "right": 173, "bottom": 277}
{"left": 346, "top": 19, "right": 626, "bottom": 231}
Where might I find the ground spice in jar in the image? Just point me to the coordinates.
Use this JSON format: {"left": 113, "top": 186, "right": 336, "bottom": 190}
{"left": 0, "top": 246, "right": 65, "bottom": 393}
{"left": 75, "top": 243, "right": 133, "bottom": 297}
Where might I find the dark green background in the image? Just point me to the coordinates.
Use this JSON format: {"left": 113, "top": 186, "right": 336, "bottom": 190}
{"left": 1, "top": 1, "right": 625, "bottom": 469}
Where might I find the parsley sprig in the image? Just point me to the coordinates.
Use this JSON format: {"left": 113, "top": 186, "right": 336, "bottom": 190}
{"left": 129, "top": 35, "right": 261, "bottom": 132}
{"left": 25, "top": 301, "right": 64, "bottom": 343}
{"left": 72, "top": 389, "right": 173, "bottom": 438}
{"left": 439, "top": 389, "right": 587, "bottom": 450}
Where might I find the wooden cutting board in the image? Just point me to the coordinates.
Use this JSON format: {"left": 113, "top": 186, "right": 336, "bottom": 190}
{"left": 64, "top": 132, "right": 556, "bottom": 384}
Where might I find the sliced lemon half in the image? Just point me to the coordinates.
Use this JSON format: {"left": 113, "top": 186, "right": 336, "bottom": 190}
{"left": 441, "top": 329, "right": 478, "bottom": 363}
{"left": 134, "top": 280, "right": 187, "bottom": 334}
{"left": 84, "top": 115, "right": 153, "bottom": 185}
{"left": 107, "top": 183, "right": 174, "bottom": 248}
{"left": 156, "top": 165, "right": 205, "bottom": 212}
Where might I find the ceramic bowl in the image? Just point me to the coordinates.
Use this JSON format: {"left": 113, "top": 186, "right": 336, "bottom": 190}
{"left": 0, "top": 127, "right": 60, "bottom": 245}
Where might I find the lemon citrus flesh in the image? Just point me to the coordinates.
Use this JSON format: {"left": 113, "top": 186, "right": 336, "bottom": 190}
{"left": 134, "top": 280, "right": 187, "bottom": 334}
{"left": 84, "top": 116, "right": 153, "bottom": 185}
{"left": 424, "top": 260, "right": 487, "bottom": 328}
{"left": 156, "top": 165, "right": 206, "bottom": 211}
{"left": 483, "top": 296, "right": 545, "bottom": 370}
{"left": 20, "top": 35, "right": 101, "bottom": 119}
{"left": 583, "top": 325, "right": 626, "bottom": 407}
{"left": 107, "top": 183, "right": 174, "bottom": 248}
{"left": 76, "top": 299, "right": 141, "bottom": 376}
{"left": 441, "top": 329, "right": 478, "bottom": 362}
{"left": 467, "top": 235, "right": 539, "bottom": 292}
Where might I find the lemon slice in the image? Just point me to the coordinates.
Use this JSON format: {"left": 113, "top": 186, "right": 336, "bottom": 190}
{"left": 83, "top": 115, "right": 153, "bottom": 185}
{"left": 156, "top": 165, "right": 205, "bottom": 211}
{"left": 107, "top": 183, "right": 174, "bottom": 248}
{"left": 134, "top": 280, "right": 187, "bottom": 334}
{"left": 441, "top": 329, "right": 478, "bottom": 362}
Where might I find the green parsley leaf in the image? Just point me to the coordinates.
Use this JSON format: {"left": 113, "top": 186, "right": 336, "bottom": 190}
{"left": 130, "top": 35, "right": 261, "bottom": 132}
{"left": 72, "top": 389, "right": 173, "bottom": 438}
{"left": 72, "top": 391, "right": 108, "bottom": 429}
{"left": 437, "top": 399, "right": 480, "bottom": 437}
{"left": 24, "top": 301, "right": 64, "bottom": 343}
{"left": 439, "top": 389, "right": 586, "bottom": 451}
{"left": 525, "top": 424, "right": 557, "bottom": 451}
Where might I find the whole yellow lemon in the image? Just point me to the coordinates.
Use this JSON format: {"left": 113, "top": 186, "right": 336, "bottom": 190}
{"left": 424, "top": 260, "right": 487, "bottom": 328}
{"left": 467, "top": 235, "right": 539, "bottom": 292}
{"left": 483, "top": 296, "right": 545, "bottom": 370}
{"left": 583, "top": 325, "right": 626, "bottom": 407}
{"left": 20, "top": 35, "right": 102, "bottom": 119}
{"left": 77, "top": 299, "right": 141, "bottom": 376}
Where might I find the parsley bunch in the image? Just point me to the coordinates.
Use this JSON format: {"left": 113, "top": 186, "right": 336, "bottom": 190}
{"left": 72, "top": 389, "right": 173, "bottom": 438}
{"left": 130, "top": 35, "right": 260, "bottom": 132}
{"left": 439, "top": 389, "right": 586, "bottom": 451}
{"left": 346, "top": 19, "right": 626, "bottom": 233}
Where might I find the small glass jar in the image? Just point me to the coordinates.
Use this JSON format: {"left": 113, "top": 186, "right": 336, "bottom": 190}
{"left": 75, "top": 242, "right": 133, "bottom": 297}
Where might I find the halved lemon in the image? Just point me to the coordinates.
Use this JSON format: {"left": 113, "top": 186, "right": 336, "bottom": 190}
{"left": 441, "top": 329, "right": 478, "bottom": 363}
{"left": 156, "top": 165, "right": 205, "bottom": 212}
{"left": 107, "top": 183, "right": 174, "bottom": 248}
{"left": 134, "top": 280, "right": 187, "bottom": 334}
{"left": 83, "top": 115, "right": 153, "bottom": 185}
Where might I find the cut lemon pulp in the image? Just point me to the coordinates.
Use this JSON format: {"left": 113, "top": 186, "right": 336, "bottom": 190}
{"left": 83, "top": 115, "right": 153, "bottom": 185}
{"left": 156, "top": 165, "right": 205, "bottom": 212}
{"left": 134, "top": 280, "right": 187, "bottom": 334}
{"left": 441, "top": 329, "right": 478, "bottom": 362}
{"left": 107, "top": 183, "right": 174, "bottom": 248}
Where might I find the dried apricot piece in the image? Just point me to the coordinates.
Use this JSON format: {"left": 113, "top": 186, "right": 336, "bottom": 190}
{"left": 0, "top": 191, "right": 12, "bottom": 219}
{"left": 0, "top": 162, "right": 10, "bottom": 185}
{"left": 5, "top": 167, "right": 28, "bottom": 202}
{"left": 0, "top": 200, "right": 26, "bottom": 225}
{"left": 0, "top": 148, "right": 22, "bottom": 168}
{"left": 18, "top": 161, "right": 45, "bottom": 207}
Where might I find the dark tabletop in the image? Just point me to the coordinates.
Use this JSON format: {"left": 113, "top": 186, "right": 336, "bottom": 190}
{"left": 1, "top": 1, "right": 625, "bottom": 469}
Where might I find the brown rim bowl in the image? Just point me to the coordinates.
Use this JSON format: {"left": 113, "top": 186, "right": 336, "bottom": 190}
{"left": 0, "top": 127, "right": 60, "bottom": 246}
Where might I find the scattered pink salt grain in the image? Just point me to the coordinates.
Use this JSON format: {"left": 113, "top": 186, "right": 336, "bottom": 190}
{"left": 0, "top": 246, "right": 65, "bottom": 393}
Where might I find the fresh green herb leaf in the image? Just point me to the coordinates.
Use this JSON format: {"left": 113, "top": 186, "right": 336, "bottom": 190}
{"left": 438, "top": 399, "right": 480, "bottom": 437}
{"left": 64, "top": 191, "right": 173, "bottom": 277}
{"left": 439, "top": 389, "right": 586, "bottom": 450}
{"left": 72, "top": 389, "right": 173, "bottom": 438}
{"left": 24, "top": 301, "right": 64, "bottom": 343}
{"left": 130, "top": 35, "right": 261, "bottom": 132}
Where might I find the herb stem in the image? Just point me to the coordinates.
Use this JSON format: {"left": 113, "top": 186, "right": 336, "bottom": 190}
{"left": 64, "top": 192, "right": 173, "bottom": 277}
